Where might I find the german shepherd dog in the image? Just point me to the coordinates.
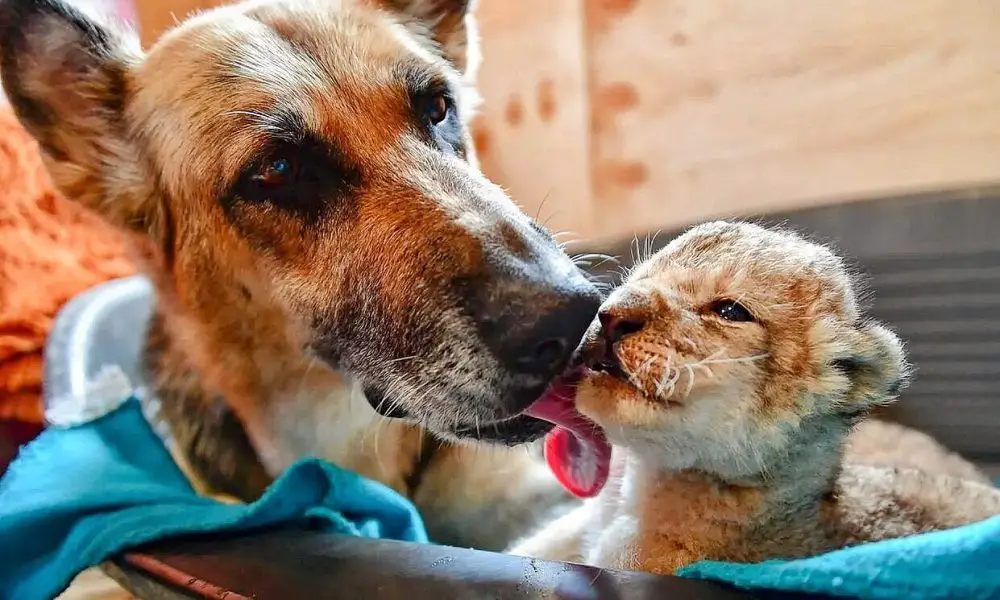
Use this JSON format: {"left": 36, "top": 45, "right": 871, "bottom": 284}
{"left": 0, "top": 0, "right": 601, "bottom": 550}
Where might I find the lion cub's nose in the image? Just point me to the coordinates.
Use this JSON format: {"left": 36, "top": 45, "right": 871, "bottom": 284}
{"left": 598, "top": 310, "right": 645, "bottom": 344}
{"left": 579, "top": 309, "right": 645, "bottom": 373}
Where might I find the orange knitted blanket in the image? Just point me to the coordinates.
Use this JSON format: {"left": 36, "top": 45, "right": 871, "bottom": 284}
{"left": 0, "top": 101, "right": 135, "bottom": 424}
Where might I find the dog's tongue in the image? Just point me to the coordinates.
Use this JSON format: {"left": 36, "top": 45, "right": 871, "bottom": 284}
{"left": 525, "top": 375, "right": 612, "bottom": 498}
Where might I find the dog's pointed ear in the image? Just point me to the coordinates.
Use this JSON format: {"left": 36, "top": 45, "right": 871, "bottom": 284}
{"left": 832, "top": 320, "right": 912, "bottom": 414}
{"left": 381, "top": 0, "right": 479, "bottom": 76}
{"left": 0, "top": 0, "right": 153, "bottom": 232}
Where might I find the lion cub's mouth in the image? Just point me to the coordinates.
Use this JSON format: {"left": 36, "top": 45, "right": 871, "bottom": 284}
{"left": 589, "top": 353, "right": 627, "bottom": 380}
{"left": 583, "top": 339, "right": 670, "bottom": 404}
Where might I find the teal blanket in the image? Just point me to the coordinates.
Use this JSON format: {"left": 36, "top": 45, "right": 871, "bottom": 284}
{"left": 680, "top": 513, "right": 1000, "bottom": 599}
{"left": 0, "top": 398, "right": 427, "bottom": 600}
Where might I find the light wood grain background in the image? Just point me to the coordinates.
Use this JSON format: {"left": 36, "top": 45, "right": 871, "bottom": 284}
{"left": 134, "top": 0, "right": 1000, "bottom": 246}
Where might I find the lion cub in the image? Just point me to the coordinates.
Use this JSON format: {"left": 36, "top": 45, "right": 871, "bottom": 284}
{"left": 509, "top": 221, "right": 1000, "bottom": 574}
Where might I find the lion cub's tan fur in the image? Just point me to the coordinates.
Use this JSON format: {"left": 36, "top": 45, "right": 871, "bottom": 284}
{"left": 845, "top": 419, "right": 994, "bottom": 486}
{"left": 510, "top": 221, "right": 1000, "bottom": 574}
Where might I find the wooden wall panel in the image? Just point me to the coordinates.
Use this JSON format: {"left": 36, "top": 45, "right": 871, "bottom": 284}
{"left": 472, "top": 0, "right": 594, "bottom": 243}
{"left": 586, "top": 0, "right": 1000, "bottom": 243}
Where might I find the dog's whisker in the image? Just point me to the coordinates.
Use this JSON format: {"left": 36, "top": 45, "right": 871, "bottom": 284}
{"left": 292, "top": 355, "right": 320, "bottom": 409}
{"left": 386, "top": 355, "right": 419, "bottom": 364}
{"left": 571, "top": 252, "right": 619, "bottom": 266}
{"left": 648, "top": 230, "right": 663, "bottom": 259}
{"left": 534, "top": 191, "right": 553, "bottom": 222}
{"left": 366, "top": 367, "right": 419, "bottom": 475}
{"left": 541, "top": 210, "right": 564, "bottom": 231}
{"left": 553, "top": 230, "right": 580, "bottom": 242}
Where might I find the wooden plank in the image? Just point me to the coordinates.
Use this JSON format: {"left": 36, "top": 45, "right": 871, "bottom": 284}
{"left": 472, "top": 0, "right": 596, "bottom": 245}
{"left": 586, "top": 0, "right": 1000, "bottom": 243}
{"left": 112, "top": 531, "right": 774, "bottom": 600}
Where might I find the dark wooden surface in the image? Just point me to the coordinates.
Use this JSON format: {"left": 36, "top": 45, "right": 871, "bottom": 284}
{"left": 107, "top": 531, "right": 824, "bottom": 600}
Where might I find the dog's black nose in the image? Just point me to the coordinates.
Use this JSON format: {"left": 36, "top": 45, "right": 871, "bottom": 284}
{"left": 486, "top": 281, "right": 602, "bottom": 379}
{"left": 516, "top": 337, "right": 568, "bottom": 374}
{"left": 511, "top": 290, "right": 601, "bottom": 375}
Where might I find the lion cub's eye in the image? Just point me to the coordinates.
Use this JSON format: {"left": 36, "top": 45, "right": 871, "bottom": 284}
{"left": 709, "top": 299, "right": 756, "bottom": 323}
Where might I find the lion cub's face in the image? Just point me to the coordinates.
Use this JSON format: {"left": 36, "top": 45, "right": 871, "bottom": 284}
{"left": 574, "top": 222, "right": 909, "bottom": 478}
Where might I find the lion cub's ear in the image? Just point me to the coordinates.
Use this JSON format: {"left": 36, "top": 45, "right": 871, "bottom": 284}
{"left": 831, "top": 321, "right": 912, "bottom": 413}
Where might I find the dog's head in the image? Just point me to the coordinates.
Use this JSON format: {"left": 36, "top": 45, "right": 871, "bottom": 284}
{"left": 0, "top": 0, "right": 600, "bottom": 443}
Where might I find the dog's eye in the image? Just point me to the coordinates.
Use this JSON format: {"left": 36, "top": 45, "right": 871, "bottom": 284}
{"left": 709, "top": 299, "right": 756, "bottom": 323}
{"left": 424, "top": 92, "right": 451, "bottom": 126}
{"left": 254, "top": 154, "right": 298, "bottom": 188}
{"left": 411, "top": 85, "right": 463, "bottom": 155}
{"left": 227, "top": 136, "right": 362, "bottom": 216}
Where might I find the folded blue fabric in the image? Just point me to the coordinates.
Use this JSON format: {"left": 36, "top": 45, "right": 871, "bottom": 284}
{"left": 679, "top": 514, "right": 1000, "bottom": 599}
{"left": 0, "top": 397, "right": 427, "bottom": 600}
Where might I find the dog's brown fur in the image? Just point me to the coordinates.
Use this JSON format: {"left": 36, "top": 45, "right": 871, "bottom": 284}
{"left": 509, "top": 221, "right": 1000, "bottom": 572}
{"left": 0, "top": 0, "right": 602, "bottom": 550}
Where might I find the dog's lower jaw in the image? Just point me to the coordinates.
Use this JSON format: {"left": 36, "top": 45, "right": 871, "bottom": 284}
{"left": 363, "top": 383, "right": 556, "bottom": 445}
{"left": 447, "top": 413, "right": 554, "bottom": 446}
{"left": 255, "top": 377, "right": 576, "bottom": 550}
{"left": 144, "top": 314, "right": 577, "bottom": 551}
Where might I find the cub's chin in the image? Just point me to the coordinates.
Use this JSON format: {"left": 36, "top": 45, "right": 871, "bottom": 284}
{"left": 574, "top": 368, "right": 675, "bottom": 435}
